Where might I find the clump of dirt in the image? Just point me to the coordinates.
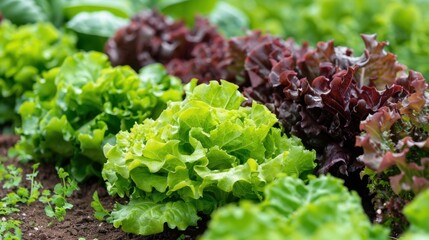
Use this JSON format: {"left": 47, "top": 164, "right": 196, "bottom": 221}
{"left": 0, "top": 135, "right": 208, "bottom": 240}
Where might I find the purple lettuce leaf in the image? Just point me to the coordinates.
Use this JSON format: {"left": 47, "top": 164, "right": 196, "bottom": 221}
{"left": 242, "top": 34, "right": 406, "bottom": 176}
{"left": 105, "top": 10, "right": 189, "bottom": 70}
{"left": 356, "top": 71, "right": 429, "bottom": 233}
{"left": 106, "top": 10, "right": 233, "bottom": 84}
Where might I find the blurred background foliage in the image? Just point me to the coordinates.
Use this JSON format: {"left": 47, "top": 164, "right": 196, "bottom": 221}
{"left": 1, "top": 0, "right": 429, "bottom": 78}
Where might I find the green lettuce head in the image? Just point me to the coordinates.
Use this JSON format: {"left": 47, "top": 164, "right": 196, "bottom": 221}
{"left": 13, "top": 52, "right": 183, "bottom": 181}
{"left": 202, "top": 175, "right": 389, "bottom": 240}
{"left": 102, "top": 80, "right": 316, "bottom": 235}
{"left": 0, "top": 20, "right": 76, "bottom": 127}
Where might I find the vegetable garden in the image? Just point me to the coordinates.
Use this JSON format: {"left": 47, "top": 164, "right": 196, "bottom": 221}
{"left": 1, "top": 0, "right": 429, "bottom": 239}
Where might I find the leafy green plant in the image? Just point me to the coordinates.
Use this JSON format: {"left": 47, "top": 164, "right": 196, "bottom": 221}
{"left": 222, "top": 0, "right": 429, "bottom": 79}
{"left": 39, "top": 168, "right": 78, "bottom": 221}
{"left": 66, "top": 11, "right": 128, "bottom": 51}
{"left": 0, "top": 20, "right": 76, "bottom": 127}
{"left": 0, "top": 219, "right": 22, "bottom": 240}
{"left": 0, "top": 0, "right": 64, "bottom": 26}
{"left": 0, "top": 163, "right": 42, "bottom": 239}
{"left": 0, "top": 0, "right": 229, "bottom": 53}
{"left": 63, "top": 0, "right": 133, "bottom": 19}
{"left": 202, "top": 175, "right": 389, "bottom": 240}
{"left": 91, "top": 191, "right": 111, "bottom": 222}
{"left": 102, "top": 80, "right": 315, "bottom": 235}
{"left": 158, "top": 0, "right": 217, "bottom": 25}
{"left": 1, "top": 164, "right": 23, "bottom": 216}
{"left": 400, "top": 189, "right": 429, "bottom": 239}
{"left": 356, "top": 71, "right": 429, "bottom": 233}
{"left": 1, "top": 165, "right": 23, "bottom": 189}
{"left": 0, "top": 205, "right": 19, "bottom": 217}
{"left": 13, "top": 52, "right": 183, "bottom": 181}
{"left": 26, "top": 163, "right": 42, "bottom": 204}
{"left": 1, "top": 163, "right": 41, "bottom": 209}
{"left": 0, "top": 0, "right": 132, "bottom": 52}
{"left": 0, "top": 163, "right": 76, "bottom": 234}
{"left": 208, "top": 2, "right": 248, "bottom": 37}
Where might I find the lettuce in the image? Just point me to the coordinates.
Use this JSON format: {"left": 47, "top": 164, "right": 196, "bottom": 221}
{"left": 105, "top": 10, "right": 239, "bottom": 84}
{"left": 102, "top": 80, "right": 316, "bottom": 235}
{"left": 105, "top": 10, "right": 412, "bottom": 178}
{"left": 202, "top": 175, "right": 389, "bottom": 240}
{"left": 222, "top": 0, "right": 429, "bottom": 80}
{"left": 0, "top": 20, "right": 76, "bottom": 127}
{"left": 241, "top": 33, "right": 406, "bottom": 177}
{"left": 401, "top": 189, "right": 429, "bottom": 239}
{"left": 356, "top": 71, "right": 429, "bottom": 233}
{"left": 13, "top": 52, "right": 183, "bottom": 181}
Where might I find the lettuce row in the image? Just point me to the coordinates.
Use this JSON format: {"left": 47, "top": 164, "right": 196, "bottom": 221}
{"left": 202, "top": 175, "right": 389, "bottom": 240}
{"left": 13, "top": 52, "right": 183, "bottom": 181}
{"left": 0, "top": 20, "right": 76, "bottom": 126}
{"left": 105, "top": 10, "right": 414, "bottom": 178}
{"left": 102, "top": 80, "right": 316, "bottom": 235}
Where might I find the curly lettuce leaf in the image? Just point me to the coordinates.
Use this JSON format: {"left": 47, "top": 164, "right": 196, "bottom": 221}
{"left": 223, "top": 0, "right": 429, "bottom": 79}
{"left": 102, "top": 80, "right": 316, "bottom": 235}
{"left": 111, "top": 199, "right": 199, "bottom": 236}
{"left": 400, "top": 189, "right": 429, "bottom": 239}
{"left": 357, "top": 71, "right": 429, "bottom": 233}
{"left": 0, "top": 20, "right": 76, "bottom": 127}
{"left": 240, "top": 33, "right": 406, "bottom": 178}
{"left": 202, "top": 175, "right": 389, "bottom": 240}
{"left": 13, "top": 52, "right": 183, "bottom": 181}
{"left": 106, "top": 9, "right": 238, "bottom": 84}
{"left": 201, "top": 201, "right": 288, "bottom": 240}
{"left": 357, "top": 71, "right": 429, "bottom": 195}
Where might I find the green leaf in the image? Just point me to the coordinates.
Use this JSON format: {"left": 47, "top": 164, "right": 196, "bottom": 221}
{"left": 0, "top": 0, "right": 46, "bottom": 25}
{"left": 188, "top": 80, "right": 245, "bottom": 110}
{"left": 159, "top": 0, "right": 217, "bottom": 25}
{"left": 0, "top": 219, "right": 22, "bottom": 239}
{"left": 91, "top": 191, "right": 111, "bottom": 221}
{"left": 44, "top": 205, "right": 55, "bottom": 218}
{"left": 202, "top": 175, "right": 389, "bottom": 240}
{"left": 111, "top": 199, "right": 199, "bottom": 236}
{"left": 40, "top": 0, "right": 65, "bottom": 27}
{"left": 15, "top": 53, "right": 183, "bottom": 181}
{"left": 202, "top": 201, "right": 287, "bottom": 240}
{"left": 0, "top": 0, "right": 64, "bottom": 26}
{"left": 2, "top": 165, "right": 23, "bottom": 189}
{"left": 403, "top": 189, "right": 429, "bottom": 233}
{"left": 66, "top": 11, "right": 128, "bottom": 38}
{"left": 208, "top": 2, "right": 249, "bottom": 37}
{"left": 63, "top": 0, "right": 132, "bottom": 19}
{"left": 0, "top": 21, "right": 76, "bottom": 126}
{"left": 66, "top": 11, "right": 128, "bottom": 51}
{"left": 103, "top": 80, "right": 315, "bottom": 234}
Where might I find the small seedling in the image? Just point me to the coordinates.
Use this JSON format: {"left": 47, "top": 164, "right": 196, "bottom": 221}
{"left": 39, "top": 167, "right": 78, "bottom": 221}
{"left": 0, "top": 201, "right": 19, "bottom": 215}
{"left": 2, "top": 165, "right": 23, "bottom": 189}
{"left": 0, "top": 219, "right": 22, "bottom": 240}
{"left": 91, "top": 191, "right": 111, "bottom": 222}
{"left": 26, "top": 163, "right": 42, "bottom": 204}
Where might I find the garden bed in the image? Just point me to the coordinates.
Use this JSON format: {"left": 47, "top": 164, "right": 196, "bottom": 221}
{"left": 0, "top": 135, "right": 208, "bottom": 240}
{"left": 1, "top": 1, "right": 429, "bottom": 239}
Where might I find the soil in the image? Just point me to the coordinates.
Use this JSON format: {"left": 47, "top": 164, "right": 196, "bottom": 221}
{"left": 0, "top": 135, "right": 208, "bottom": 240}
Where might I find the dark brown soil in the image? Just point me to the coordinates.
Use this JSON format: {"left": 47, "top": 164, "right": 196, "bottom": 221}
{"left": 0, "top": 135, "right": 208, "bottom": 240}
